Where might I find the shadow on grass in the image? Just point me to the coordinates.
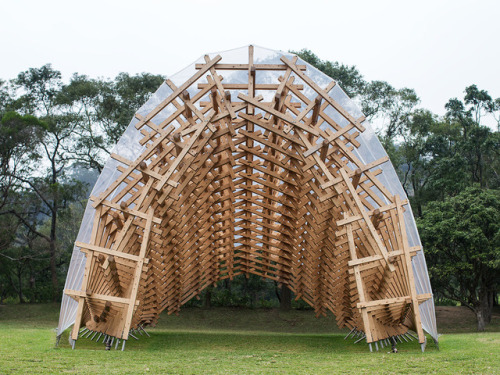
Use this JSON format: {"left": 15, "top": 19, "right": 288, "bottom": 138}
{"left": 60, "top": 329, "right": 432, "bottom": 354}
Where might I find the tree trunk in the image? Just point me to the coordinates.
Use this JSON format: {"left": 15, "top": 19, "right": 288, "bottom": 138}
{"left": 18, "top": 270, "right": 24, "bottom": 303}
{"left": 49, "top": 238, "right": 58, "bottom": 302}
{"left": 475, "top": 290, "right": 491, "bottom": 331}
{"left": 0, "top": 284, "right": 6, "bottom": 304}
{"left": 29, "top": 268, "right": 36, "bottom": 304}
{"left": 410, "top": 176, "right": 422, "bottom": 218}
{"left": 204, "top": 286, "right": 213, "bottom": 309}
{"left": 12, "top": 270, "right": 25, "bottom": 304}
{"left": 486, "top": 290, "right": 494, "bottom": 324}
{"left": 475, "top": 309, "right": 486, "bottom": 332}
{"left": 50, "top": 159, "right": 59, "bottom": 303}
{"left": 50, "top": 198, "right": 58, "bottom": 302}
{"left": 274, "top": 281, "right": 281, "bottom": 303}
{"left": 224, "top": 278, "right": 231, "bottom": 292}
{"left": 280, "top": 285, "right": 292, "bottom": 310}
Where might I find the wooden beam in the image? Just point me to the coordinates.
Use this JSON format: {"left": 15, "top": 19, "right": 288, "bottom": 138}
{"left": 65, "top": 289, "right": 136, "bottom": 306}
{"left": 194, "top": 63, "right": 307, "bottom": 71}
{"left": 122, "top": 208, "right": 154, "bottom": 339}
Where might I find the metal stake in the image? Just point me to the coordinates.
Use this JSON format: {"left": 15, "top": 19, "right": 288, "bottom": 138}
{"left": 407, "top": 332, "right": 418, "bottom": 341}
{"left": 79, "top": 328, "right": 89, "bottom": 337}
{"left": 354, "top": 334, "right": 366, "bottom": 344}
{"left": 420, "top": 337, "right": 427, "bottom": 352}
{"left": 344, "top": 327, "right": 356, "bottom": 340}
{"left": 139, "top": 325, "right": 150, "bottom": 337}
{"left": 135, "top": 328, "right": 144, "bottom": 336}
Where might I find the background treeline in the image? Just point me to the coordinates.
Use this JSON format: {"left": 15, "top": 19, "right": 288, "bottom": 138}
{"left": 0, "top": 50, "right": 498, "bottom": 331}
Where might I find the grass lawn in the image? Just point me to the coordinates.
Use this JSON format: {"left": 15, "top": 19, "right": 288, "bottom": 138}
{"left": 0, "top": 304, "right": 499, "bottom": 374}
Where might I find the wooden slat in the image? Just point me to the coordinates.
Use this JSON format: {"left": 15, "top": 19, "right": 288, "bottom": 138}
{"left": 65, "top": 289, "right": 134, "bottom": 306}
{"left": 76, "top": 242, "right": 145, "bottom": 263}
{"left": 194, "top": 63, "right": 307, "bottom": 71}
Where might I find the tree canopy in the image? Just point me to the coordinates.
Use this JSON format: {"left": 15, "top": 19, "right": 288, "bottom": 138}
{"left": 418, "top": 187, "right": 499, "bottom": 330}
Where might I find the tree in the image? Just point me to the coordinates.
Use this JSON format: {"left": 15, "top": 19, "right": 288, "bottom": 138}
{"left": 109, "top": 72, "right": 166, "bottom": 141}
{"left": 360, "top": 81, "right": 420, "bottom": 144}
{"left": 0, "top": 111, "right": 46, "bottom": 303}
{"left": 418, "top": 187, "right": 499, "bottom": 331}
{"left": 12, "top": 64, "right": 62, "bottom": 115}
{"left": 58, "top": 72, "right": 165, "bottom": 172}
{"left": 290, "top": 50, "right": 420, "bottom": 149}
{"left": 390, "top": 109, "right": 435, "bottom": 216}
{"left": 444, "top": 88, "right": 499, "bottom": 189}
{"left": 56, "top": 74, "right": 109, "bottom": 172}
{"left": 291, "top": 49, "right": 366, "bottom": 97}
{"left": 0, "top": 79, "right": 13, "bottom": 115}
{"left": 0, "top": 112, "right": 43, "bottom": 209}
{"left": 391, "top": 109, "right": 476, "bottom": 211}
{"left": 1, "top": 65, "right": 163, "bottom": 303}
{"left": 0, "top": 206, "right": 21, "bottom": 303}
{"left": 464, "top": 84, "right": 493, "bottom": 125}
{"left": 491, "top": 97, "right": 500, "bottom": 131}
{"left": 7, "top": 65, "right": 86, "bottom": 301}
{"left": 393, "top": 85, "right": 499, "bottom": 217}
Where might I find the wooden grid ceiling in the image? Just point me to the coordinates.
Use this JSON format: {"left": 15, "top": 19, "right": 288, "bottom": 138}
{"left": 65, "top": 46, "right": 431, "bottom": 348}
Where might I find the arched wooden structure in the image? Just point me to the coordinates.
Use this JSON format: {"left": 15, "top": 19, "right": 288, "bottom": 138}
{"left": 60, "top": 46, "right": 436, "bottom": 351}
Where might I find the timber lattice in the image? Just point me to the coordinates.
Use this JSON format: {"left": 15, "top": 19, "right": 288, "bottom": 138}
{"left": 65, "top": 46, "right": 431, "bottom": 350}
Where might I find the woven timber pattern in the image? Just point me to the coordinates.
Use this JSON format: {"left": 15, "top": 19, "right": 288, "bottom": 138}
{"left": 65, "top": 47, "right": 431, "bottom": 346}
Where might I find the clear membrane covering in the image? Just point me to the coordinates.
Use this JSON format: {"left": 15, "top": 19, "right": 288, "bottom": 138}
{"left": 57, "top": 45, "right": 438, "bottom": 342}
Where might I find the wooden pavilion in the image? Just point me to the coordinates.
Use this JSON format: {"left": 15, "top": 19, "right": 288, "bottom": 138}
{"left": 60, "top": 46, "right": 437, "bottom": 351}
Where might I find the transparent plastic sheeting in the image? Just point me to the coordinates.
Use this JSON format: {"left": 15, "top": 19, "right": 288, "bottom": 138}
{"left": 57, "top": 46, "right": 438, "bottom": 342}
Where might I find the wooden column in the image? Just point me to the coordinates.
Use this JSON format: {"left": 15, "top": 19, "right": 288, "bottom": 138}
{"left": 122, "top": 207, "right": 155, "bottom": 340}
{"left": 347, "top": 224, "right": 374, "bottom": 343}
{"left": 395, "top": 195, "right": 425, "bottom": 344}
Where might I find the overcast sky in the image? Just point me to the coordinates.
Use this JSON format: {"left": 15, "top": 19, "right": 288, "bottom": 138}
{"left": 1, "top": 0, "right": 498, "bottom": 118}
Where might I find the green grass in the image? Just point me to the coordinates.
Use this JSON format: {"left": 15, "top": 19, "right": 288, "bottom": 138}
{"left": 0, "top": 304, "right": 499, "bottom": 374}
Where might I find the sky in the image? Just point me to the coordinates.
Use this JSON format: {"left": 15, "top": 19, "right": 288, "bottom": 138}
{"left": 1, "top": 0, "right": 499, "bottom": 118}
